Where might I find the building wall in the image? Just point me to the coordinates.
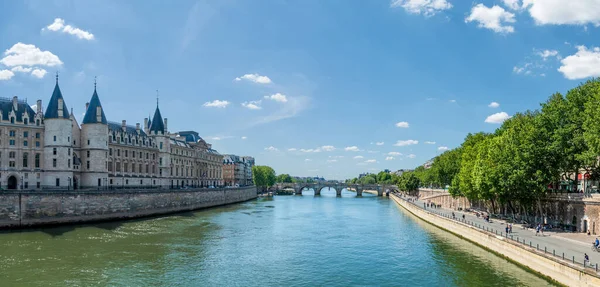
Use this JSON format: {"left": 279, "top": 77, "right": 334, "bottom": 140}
{"left": 42, "top": 118, "right": 73, "bottom": 188}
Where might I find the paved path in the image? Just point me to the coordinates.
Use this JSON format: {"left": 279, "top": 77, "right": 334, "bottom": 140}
{"left": 397, "top": 194, "right": 600, "bottom": 271}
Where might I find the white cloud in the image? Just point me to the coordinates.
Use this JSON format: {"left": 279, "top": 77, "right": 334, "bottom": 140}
{"left": 353, "top": 155, "right": 364, "bottom": 159}
{"left": 345, "top": 146, "right": 360, "bottom": 152}
{"left": 241, "top": 136, "right": 247, "bottom": 140}
{"left": 438, "top": 146, "right": 449, "bottom": 151}
{"left": 0, "top": 70, "right": 14, "bottom": 80}
{"left": 242, "top": 100, "right": 262, "bottom": 110}
{"left": 502, "top": 0, "right": 523, "bottom": 10}
{"left": 407, "top": 154, "right": 416, "bottom": 159}
{"left": 485, "top": 112, "right": 511, "bottom": 124}
{"left": 465, "top": 4, "right": 516, "bottom": 34}
{"left": 329, "top": 155, "right": 344, "bottom": 159}
{"left": 327, "top": 159, "right": 337, "bottom": 163}
{"left": 43, "top": 18, "right": 95, "bottom": 40}
{"left": 538, "top": 49, "right": 560, "bottom": 60}
{"left": 203, "top": 100, "right": 230, "bottom": 108}
{"left": 0, "top": 43, "right": 63, "bottom": 67}
{"left": 264, "top": 93, "right": 287, "bottom": 103}
{"left": 523, "top": 0, "right": 600, "bottom": 26}
{"left": 558, "top": 46, "right": 600, "bottom": 80}
{"left": 367, "top": 150, "right": 379, "bottom": 153}
{"left": 30, "top": 68, "right": 47, "bottom": 79}
{"left": 395, "top": 121, "right": 410, "bottom": 128}
{"left": 394, "top": 140, "right": 419, "bottom": 147}
{"left": 11, "top": 66, "right": 32, "bottom": 73}
{"left": 300, "top": 148, "right": 321, "bottom": 153}
{"left": 385, "top": 156, "right": 395, "bottom": 161}
{"left": 424, "top": 141, "right": 436, "bottom": 144}
{"left": 264, "top": 146, "right": 279, "bottom": 152}
{"left": 248, "top": 96, "right": 309, "bottom": 126}
{"left": 321, "top": 145, "right": 336, "bottom": 152}
{"left": 211, "top": 137, "right": 221, "bottom": 140}
{"left": 488, "top": 102, "right": 500, "bottom": 108}
{"left": 305, "top": 159, "right": 312, "bottom": 162}
{"left": 390, "top": 0, "right": 453, "bottom": 17}
{"left": 388, "top": 152, "right": 402, "bottom": 156}
{"left": 449, "top": 99, "right": 457, "bottom": 103}
{"left": 287, "top": 148, "right": 297, "bottom": 151}
{"left": 365, "top": 159, "right": 377, "bottom": 163}
{"left": 375, "top": 142, "right": 384, "bottom": 146}
{"left": 235, "top": 73, "right": 271, "bottom": 84}
{"left": 513, "top": 63, "right": 533, "bottom": 75}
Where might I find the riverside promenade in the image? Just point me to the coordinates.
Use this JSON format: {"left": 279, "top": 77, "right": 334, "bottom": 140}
{"left": 392, "top": 192, "right": 600, "bottom": 286}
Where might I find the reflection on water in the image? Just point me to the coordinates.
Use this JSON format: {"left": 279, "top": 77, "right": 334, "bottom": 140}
{"left": 0, "top": 191, "right": 553, "bottom": 286}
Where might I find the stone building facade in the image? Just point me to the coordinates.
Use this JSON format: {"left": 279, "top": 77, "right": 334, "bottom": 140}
{"left": 0, "top": 76, "right": 224, "bottom": 190}
{"left": 222, "top": 154, "right": 254, "bottom": 187}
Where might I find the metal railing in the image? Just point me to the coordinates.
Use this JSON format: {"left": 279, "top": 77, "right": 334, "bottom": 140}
{"left": 392, "top": 192, "right": 600, "bottom": 274}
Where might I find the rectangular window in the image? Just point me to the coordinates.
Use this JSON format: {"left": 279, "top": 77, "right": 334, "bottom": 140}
{"left": 87, "top": 151, "right": 90, "bottom": 157}
{"left": 9, "top": 130, "right": 15, "bottom": 137}
{"left": 53, "top": 158, "right": 56, "bottom": 167}
{"left": 110, "top": 179, "right": 113, "bottom": 184}
{"left": 37, "top": 182, "right": 40, "bottom": 188}
{"left": 36, "top": 141, "right": 40, "bottom": 147}
{"left": 68, "top": 149, "right": 71, "bottom": 156}
{"left": 35, "top": 154, "right": 40, "bottom": 168}
{"left": 56, "top": 178, "right": 60, "bottom": 187}
{"left": 68, "top": 159, "right": 71, "bottom": 168}
{"left": 23, "top": 154, "right": 28, "bottom": 167}
{"left": 9, "top": 161, "right": 15, "bottom": 167}
{"left": 160, "top": 142, "right": 163, "bottom": 149}
{"left": 87, "top": 161, "right": 90, "bottom": 169}
{"left": 35, "top": 133, "right": 40, "bottom": 139}
{"left": 132, "top": 151, "right": 135, "bottom": 158}
{"left": 53, "top": 148, "right": 57, "bottom": 155}
{"left": 24, "top": 182, "right": 28, "bottom": 189}
{"left": 109, "top": 148, "right": 112, "bottom": 156}
{"left": 125, "top": 150, "right": 128, "bottom": 157}
{"left": 23, "top": 140, "right": 27, "bottom": 147}
{"left": 87, "top": 139, "right": 90, "bottom": 145}
{"left": 9, "top": 152, "right": 15, "bottom": 158}
{"left": 23, "top": 131, "right": 28, "bottom": 138}
{"left": 9, "top": 140, "right": 15, "bottom": 146}
{"left": 53, "top": 135, "right": 56, "bottom": 142}
{"left": 117, "top": 149, "right": 120, "bottom": 156}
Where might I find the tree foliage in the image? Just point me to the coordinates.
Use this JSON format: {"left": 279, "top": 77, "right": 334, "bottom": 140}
{"left": 252, "top": 165, "right": 276, "bottom": 191}
{"left": 276, "top": 173, "right": 293, "bottom": 183}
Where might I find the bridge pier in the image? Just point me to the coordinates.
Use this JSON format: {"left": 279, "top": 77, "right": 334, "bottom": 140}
{"left": 336, "top": 188, "right": 342, "bottom": 197}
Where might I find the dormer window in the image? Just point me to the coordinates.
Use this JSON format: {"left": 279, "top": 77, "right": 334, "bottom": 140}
{"left": 24, "top": 118, "right": 28, "bottom": 125}
{"left": 10, "top": 117, "right": 14, "bottom": 124}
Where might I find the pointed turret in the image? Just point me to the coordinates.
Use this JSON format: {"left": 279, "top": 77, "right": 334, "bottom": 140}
{"left": 82, "top": 81, "right": 107, "bottom": 124}
{"left": 44, "top": 73, "right": 70, "bottom": 119}
{"left": 149, "top": 105, "right": 165, "bottom": 133}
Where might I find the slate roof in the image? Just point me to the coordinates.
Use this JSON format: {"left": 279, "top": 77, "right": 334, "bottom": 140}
{"left": 44, "top": 81, "right": 70, "bottom": 119}
{"left": 108, "top": 121, "right": 147, "bottom": 137}
{"left": 82, "top": 88, "right": 107, "bottom": 124}
{"left": 177, "top": 130, "right": 204, "bottom": 143}
{"left": 0, "top": 98, "right": 36, "bottom": 122}
{"left": 170, "top": 138, "right": 190, "bottom": 148}
{"left": 149, "top": 106, "right": 164, "bottom": 133}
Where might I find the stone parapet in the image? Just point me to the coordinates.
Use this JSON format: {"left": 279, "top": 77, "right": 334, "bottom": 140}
{"left": 0, "top": 186, "right": 257, "bottom": 228}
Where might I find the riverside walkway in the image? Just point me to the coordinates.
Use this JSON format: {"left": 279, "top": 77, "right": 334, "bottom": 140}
{"left": 399, "top": 193, "right": 600, "bottom": 273}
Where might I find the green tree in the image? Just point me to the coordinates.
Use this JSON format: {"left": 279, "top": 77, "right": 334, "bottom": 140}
{"left": 360, "top": 176, "right": 376, "bottom": 185}
{"left": 276, "top": 174, "right": 293, "bottom": 183}
{"left": 376, "top": 171, "right": 391, "bottom": 183}
{"left": 252, "top": 166, "right": 276, "bottom": 192}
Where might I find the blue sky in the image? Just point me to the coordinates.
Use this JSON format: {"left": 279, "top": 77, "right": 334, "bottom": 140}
{"left": 1, "top": 0, "right": 600, "bottom": 180}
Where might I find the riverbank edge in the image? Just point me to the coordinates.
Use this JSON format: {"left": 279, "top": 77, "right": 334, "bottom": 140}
{"left": 390, "top": 194, "right": 599, "bottom": 287}
{"left": 0, "top": 187, "right": 257, "bottom": 229}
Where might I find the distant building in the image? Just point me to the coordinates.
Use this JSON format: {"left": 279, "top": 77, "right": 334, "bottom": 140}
{"left": 222, "top": 154, "right": 254, "bottom": 186}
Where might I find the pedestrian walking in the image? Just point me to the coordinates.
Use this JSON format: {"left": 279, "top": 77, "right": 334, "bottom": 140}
{"left": 462, "top": 214, "right": 465, "bottom": 221}
{"left": 585, "top": 253, "right": 590, "bottom": 264}
{"left": 536, "top": 225, "right": 540, "bottom": 236}
{"left": 509, "top": 224, "right": 512, "bottom": 234}
{"left": 506, "top": 226, "right": 509, "bottom": 234}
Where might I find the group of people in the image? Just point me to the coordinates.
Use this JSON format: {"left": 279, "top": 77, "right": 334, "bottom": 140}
{"left": 505, "top": 224, "right": 513, "bottom": 234}
{"left": 535, "top": 224, "right": 545, "bottom": 236}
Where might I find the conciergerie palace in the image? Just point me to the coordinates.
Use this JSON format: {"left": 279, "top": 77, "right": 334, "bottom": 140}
{"left": 0, "top": 75, "right": 236, "bottom": 190}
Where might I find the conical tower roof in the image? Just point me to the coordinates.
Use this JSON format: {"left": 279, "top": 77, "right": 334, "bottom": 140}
{"left": 44, "top": 75, "right": 70, "bottom": 119}
{"left": 82, "top": 82, "right": 107, "bottom": 124}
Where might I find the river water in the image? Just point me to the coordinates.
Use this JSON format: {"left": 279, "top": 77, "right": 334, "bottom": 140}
{"left": 0, "top": 189, "right": 553, "bottom": 286}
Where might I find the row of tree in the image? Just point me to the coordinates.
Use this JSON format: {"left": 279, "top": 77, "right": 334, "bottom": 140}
{"left": 252, "top": 166, "right": 276, "bottom": 192}
{"left": 403, "top": 79, "right": 600, "bottom": 214}
{"left": 345, "top": 171, "right": 421, "bottom": 192}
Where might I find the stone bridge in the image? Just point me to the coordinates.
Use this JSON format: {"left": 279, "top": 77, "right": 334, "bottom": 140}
{"left": 272, "top": 182, "right": 399, "bottom": 196}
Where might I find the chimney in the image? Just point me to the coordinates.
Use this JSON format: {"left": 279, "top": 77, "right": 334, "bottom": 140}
{"left": 58, "top": 98, "right": 63, "bottom": 115}
{"left": 12, "top": 96, "right": 18, "bottom": 111}
{"left": 136, "top": 123, "right": 140, "bottom": 134}
{"left": 36, "top": 100, "right": 42, "bottom": 113}
{"left": 144, "top": 118, "right": 148, "bottom": 131}
{"left": 122, "top": 120, "right": 126, "bottom": 131}
{"left": 96, "top": 106, "right": 102, "bottom": 123}
{"left": 164, "top": 118, "right": 168, "bottom": 132}
{"left": 85, "top": 102, "right": 90, "bottom": 111}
